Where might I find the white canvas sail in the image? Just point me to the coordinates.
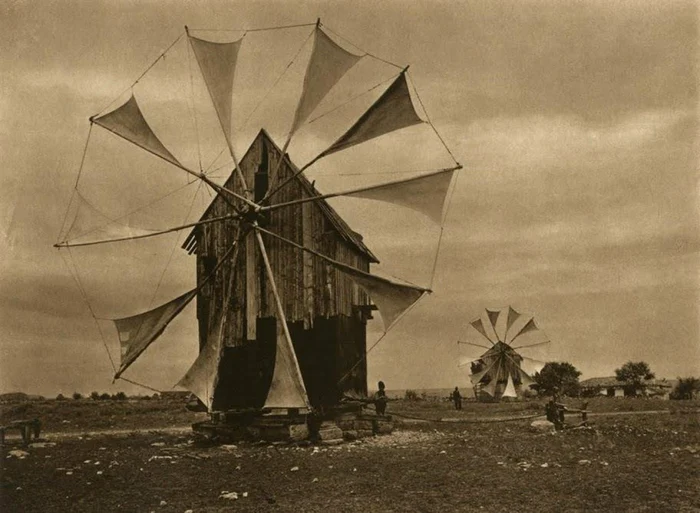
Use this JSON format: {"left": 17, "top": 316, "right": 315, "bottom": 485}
{"left": 291, "top": 26, "right": 362, "bottom": 133}
{"left": 188, "top": 34, "right": 243, "bottom": 145}
{"left": 93, "top": 95, "right": 182, "bottom": 168}
{"left": 344, "top": 168, "right": 455, "bottom": 224}
{"left": 113, "top": 289, "right": 196, "bottom": 378}
{"left": 318, "top": 72, "right": 423, "bottom": 158}
{"left": 502, "top": 375, "right": 517, "bottom": 398}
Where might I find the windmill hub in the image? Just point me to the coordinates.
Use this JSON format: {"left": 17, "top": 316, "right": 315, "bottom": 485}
{"left": 242, "top": 206, "right": 269, "bottom": 227}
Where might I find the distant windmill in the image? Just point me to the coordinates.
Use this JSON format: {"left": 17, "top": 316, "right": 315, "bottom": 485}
{"left": 458, "top": 306, "right": 550, "bottom": 401}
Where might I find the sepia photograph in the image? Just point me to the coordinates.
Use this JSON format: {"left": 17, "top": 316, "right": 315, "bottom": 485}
{"left": 1, "top": 0, "right": 698, "bottom": 511}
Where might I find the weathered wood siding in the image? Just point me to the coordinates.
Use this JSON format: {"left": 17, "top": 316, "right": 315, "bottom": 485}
{"left": 191, "top": 130, "right": 373, "bottom": 407}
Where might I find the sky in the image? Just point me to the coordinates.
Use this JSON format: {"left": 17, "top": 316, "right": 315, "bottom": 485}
{"left": 1, "top": 0, "right": 698, "bottom": 397}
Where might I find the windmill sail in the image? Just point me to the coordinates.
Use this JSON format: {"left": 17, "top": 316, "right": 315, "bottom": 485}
{"left": 502, "top": 375, "right": 517, "bottom": 398}
{"left": 335, "top": 267, "right": 427, "bottom": 331}
{"left": 510, "top": 317, "right": 539, "bottom": 342}
{"left": 503, "top": 306, "right": 521, "bottom": 340}
{"left": 470, "top": 318, "right": 495, "bottom": 344}
{"left": 485, "top": 308, "right": 500, "bottom": 340}
{"left": 291, "top": 26, "right": 362, "bottom": 133}
{"left": 113, "top": 289, "right": 197, "bottom": 378}
{"left": 93, "top": 95, "right": 182, "bottom": 168}
{"left": 318, "top": 72, "right": 423, "bottom": 158}
{"left": 188, "top": 33, "right": 243, "bottom": 146}
{"left": 263, "top": 317, "right": 311, "bottom": 409}
{"left": 343, "top": 168, "right": 455, "bottom": 224}
{"left": 176, "top": 301, "right": 226, "bottom": 410}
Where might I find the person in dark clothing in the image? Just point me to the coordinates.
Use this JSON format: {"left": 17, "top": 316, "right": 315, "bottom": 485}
{"left": 452, "top": 386, "right": 462, "bottom": 410}
{"left": 374, "top": 381, "right": 388, "bottom": 415}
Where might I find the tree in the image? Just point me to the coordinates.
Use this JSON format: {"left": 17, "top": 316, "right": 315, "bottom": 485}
{"left": 72, "top": 392, "right": 83, "bottom": 400}
{"left": 90, "top": 391, "right": 100, "bottom": 400}
{"left": 55, "top": 393, "right": 66, "bottom": 401}
{"left": 670, "top": 377, "right": 700, "bottom": 400}
{"left": 533, "top": 361, "right": 582, "bottom": 397}
{"left": 99, "top": 393, "right": 111, "bottom": 401}
{"left": 615, "top": 361, "right": 655, "bottom": 395}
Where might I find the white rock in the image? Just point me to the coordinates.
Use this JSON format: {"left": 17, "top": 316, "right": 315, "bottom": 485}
{"left": 160, "top": 500, "right": 167, "bottom": 506}
{"left": 220, "top": 491, "right": 238, "bottom": 500}
{"left": 151, "top": 442, "right": 166, "bottom": 447}
{"left": 8, "top": 450, "right": 29, "bottom": 459}
{"left": 578, "top": 459, "right": 591, "bottom": 465}
{"left": 290, "top": 466, "right": 299, "bottom": 472}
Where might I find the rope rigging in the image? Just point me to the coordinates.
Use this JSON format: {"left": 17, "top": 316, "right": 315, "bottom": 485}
{"left": 60, "top": 18, "right": 464, "bottom": 406}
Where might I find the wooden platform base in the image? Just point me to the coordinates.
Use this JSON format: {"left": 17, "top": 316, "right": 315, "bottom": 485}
{"left": 192, "top": 406, "right": 393, "bottom": 444}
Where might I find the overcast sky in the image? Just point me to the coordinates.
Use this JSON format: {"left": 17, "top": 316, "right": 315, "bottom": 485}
{"left": 1, "top": 0, "right": 698, "bottom": 397}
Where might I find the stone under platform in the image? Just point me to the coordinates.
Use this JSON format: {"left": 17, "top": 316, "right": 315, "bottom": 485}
{"left": 191, "top": 404, "right": 393, "bottom": 444}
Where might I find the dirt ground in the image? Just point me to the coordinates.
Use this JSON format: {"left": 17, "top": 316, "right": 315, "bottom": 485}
{"left": 2, "top": 398, "right": 699, "bottom": 512}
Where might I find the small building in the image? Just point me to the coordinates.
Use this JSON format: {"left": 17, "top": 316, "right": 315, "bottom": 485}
{"left": 580, "top": 377, "right": 673, "bottom": 399}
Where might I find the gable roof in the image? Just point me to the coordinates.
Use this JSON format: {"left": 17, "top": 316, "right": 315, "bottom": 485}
{"left": 182, "top": 129, "right": 378, "bottom": 263}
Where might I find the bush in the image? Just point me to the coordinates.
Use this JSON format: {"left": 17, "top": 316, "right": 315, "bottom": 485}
{"left": 404, "top": 389, "right": 420, "bottom": 401}
{"left": 72, "top": 392, "right": 83, "bottom": 400}
{"left": 670, "top": 377, "right": 700, "bottom": 400}
{"left": 56, "top": 393, "right": 66, "bottom": 401}
{"left": 113, "top": 392, "right": 127, "bottom": 401}
{"left": 90, "top": 391, "right": 100, "bottom": 401}
{"left": 99, "top": 393, "right": 111, "bottom": 401}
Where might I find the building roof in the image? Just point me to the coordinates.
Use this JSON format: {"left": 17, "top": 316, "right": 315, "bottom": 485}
{"left": 580, "top": 376, "right": 673, "bottom": 389}
{"left": 182, "top": 129, "right": 378, "bottom": 263}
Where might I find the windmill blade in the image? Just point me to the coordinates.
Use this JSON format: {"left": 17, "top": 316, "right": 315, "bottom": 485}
{"left": 261, "top": 166, "right": 460, "bottom": 225}
{"left": 187, "top": 31, "right": 243, "bottom": 150}
{"left": 92, "top": 94, "right": 183, "bottom": 168}
{"left": 316, "top": 70, "right": 424, "bottom": 158}
{"left": 502, "top": 306, "right": 522, "bottom": 341}
{"left": 457, "top": 340, "right": 491, "bottom": 350}
{"left": 485, "top": 308, "right": 501, "bottom": 340}
{"left": 114, "top": 289, "right": 197, "bottom": 379}
{"left": 93, "top": 94, "right": 254, "bottom": 210}
{"left": 469, "top": 317, "right": 496, "bottom": 345}
{"left": 254, "top": 228, "right": 311, "bottom": 410}
{"left": 176, "top": 231, "right": 243, "bottom": 410}
{"left": 290, "top": 24, "right": 363, "bottom": 134}
{"left": 508, "top": 316, "right": 540, "bottom": 344}
{"left": 457, "top": 355, "right": 486, "bottom": 368}
{"left": 55, "top": 213, "right": 242, "bottom": 248}
{"left": 186, "top": 29, "right": 250, "bottom": 193}
{"left": 511, "top": 339, "right": 551, "bottom": 351}
{"left": 502, "top": 375, "right": 517, "bottom": 398}
{"left": 113, "top": 231, "right": 245, "bottom": 379}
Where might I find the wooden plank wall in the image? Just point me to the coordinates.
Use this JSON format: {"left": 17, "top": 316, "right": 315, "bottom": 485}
{"left": 196, "top": 131, "right": 372, "bottom": 350}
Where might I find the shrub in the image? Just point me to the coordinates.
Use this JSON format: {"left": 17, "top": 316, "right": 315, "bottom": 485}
{"left": 72, "top": 392, "right": 83, "bottom": 400}
{"left": 670, "top": 377, "right": 700, "bottom": 400}
{"left": 99, "top": 393, "right": 111, "bottom": 401}
{"left": 404, "top": 389, "right": 420, "bottom": 401}
{"left": 55, "top": 393, "right": 66, "bottom": 401}
{"left": 90, "top": 391, "right": 100, "bottom": 400}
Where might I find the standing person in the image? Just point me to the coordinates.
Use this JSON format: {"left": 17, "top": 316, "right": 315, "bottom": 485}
{"left": 452, "top": 386, "right": 462, "bottom": 410}
{"left": 374, "top": 381, "right": 388, "bottom": 415}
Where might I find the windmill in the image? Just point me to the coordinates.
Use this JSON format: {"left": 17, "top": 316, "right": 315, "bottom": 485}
{"left": 54, "top": 20, "right": 460, "bottom": 421}
{"left": 458, "top": 307, "right": 550, "bottom": 401}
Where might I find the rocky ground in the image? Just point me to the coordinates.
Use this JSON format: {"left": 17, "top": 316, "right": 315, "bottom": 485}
{"left": 1, "top": 398, "right": 699, "bottom": 512}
